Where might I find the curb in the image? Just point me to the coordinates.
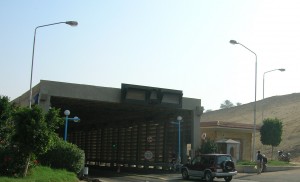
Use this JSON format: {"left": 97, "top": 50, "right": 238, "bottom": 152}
{"left": 236, "top": 165, "right": 300, "bottom": 173}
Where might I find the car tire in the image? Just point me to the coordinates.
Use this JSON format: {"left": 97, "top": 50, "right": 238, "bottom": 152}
{"left": 205, "top": 171, "right": 213, "bottom": 182}
{"left": 224, "top": 176, "right": 232, "bottom": 182}
{"left": 182, "top": 169, "right": 189, "bottom": 179}
{"left": 223, "top": 160, "right": 235, "bottom": 172}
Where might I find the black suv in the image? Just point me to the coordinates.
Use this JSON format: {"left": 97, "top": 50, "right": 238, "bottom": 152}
{"left": 181, "top": 154, "right": 237, "bottom": 182}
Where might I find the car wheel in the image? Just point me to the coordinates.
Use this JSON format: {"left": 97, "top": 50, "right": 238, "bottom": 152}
{"left": 205, "top": 171, "right": 213, "bottom": 182}
{"left": 224, "top": 176, "right": 232, "bottom": 182}
{"left": 182, "top": 169, "right": 189, "bottom": 179}
{"left": 223, "top": 160, "right": 235, "bottom": 172}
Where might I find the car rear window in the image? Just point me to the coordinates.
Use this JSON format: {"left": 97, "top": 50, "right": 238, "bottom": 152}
{"left": 217, "top": 155, "right": 232, "bottom": 165}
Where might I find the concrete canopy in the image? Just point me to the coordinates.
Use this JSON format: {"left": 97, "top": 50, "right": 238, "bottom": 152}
{"left": 216, "top": 139, "right": 240, "bottom": 144}
{"left": 13, "top": 80, "right": 203, "bottom": 167}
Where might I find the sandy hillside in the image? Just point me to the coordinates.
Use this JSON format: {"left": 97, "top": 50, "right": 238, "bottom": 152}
{"left": 201, "top": 93, "right": 300, "bottom": 161}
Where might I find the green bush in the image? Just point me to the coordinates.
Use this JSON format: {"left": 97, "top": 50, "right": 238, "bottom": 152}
{"left": 236, "top": 160, "right": 294, "bottom": 166}
{"left": 0, "top": 146, "right": 27, "bottom": 177}
{"left": 199, "top": 138, "right": 218, "bottom": 154}
{"left": 38, "top": 138, "right": 85, "bottom": 174}
{"left": 236, "top": 160, "right": 256, "bottom": 166}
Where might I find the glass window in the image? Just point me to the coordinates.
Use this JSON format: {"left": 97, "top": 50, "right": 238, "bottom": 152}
{"left": 217, "top": 155, "right": 232, "bottom": 165}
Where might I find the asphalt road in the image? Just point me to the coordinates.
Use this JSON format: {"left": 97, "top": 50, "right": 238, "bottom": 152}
{"left": 235, "top": 168, "right": 300, "bottom": 182}
{"left": 85, "top": 168, "right": 300, "bottom": 182}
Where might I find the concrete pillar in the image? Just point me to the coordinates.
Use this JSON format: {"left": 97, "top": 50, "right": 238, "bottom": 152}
{"left": 38, "top": 92, "right": 51, "bottom": 112}
{"left": 191, "top": 106, "right": 203, "bottom": 158}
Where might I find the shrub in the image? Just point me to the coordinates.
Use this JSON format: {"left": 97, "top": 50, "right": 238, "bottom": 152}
{"left": 199, "top": 138, "right": 218, "bottom": 154}
{"left": 0, "top": 96, "right": 16, "bottom": 150}
{"left": 0, "top": 146, "right": 27, "bottom": 177}
{"left": 38, "top": 138, "right": 85, "bottom": 174}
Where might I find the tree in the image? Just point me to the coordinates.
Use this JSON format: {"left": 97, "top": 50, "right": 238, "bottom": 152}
{"left": 220, "top": 100, "right": 234, "bottom": 109}
{"left": 0, "top": 96, "right": 17, "bottom": 148}
{"left": 44, "top": 107, "right": 65, "bottom": 146}
{"left": 236, "top": 102, "right": 242, "bottom": 106}
{"left": 11, "top": 106, "right": 63, "bottom": 177}
{"left": 199, "top": 138, "right": 218, "bottom": 154}
{"left": 260, "top": 118, "right": 283, "bottom": 159}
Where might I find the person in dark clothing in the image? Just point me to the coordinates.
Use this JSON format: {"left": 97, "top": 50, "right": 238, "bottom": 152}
{"left": 256, "top": 151, "right": 263, "bottom": 174}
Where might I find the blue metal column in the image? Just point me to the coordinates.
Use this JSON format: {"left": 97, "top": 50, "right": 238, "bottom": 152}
{"left": 178, "top": 120, "right": 181, "bottom": 162}
{"left": 64, "top": 115, "right": 69, "bottom": 141}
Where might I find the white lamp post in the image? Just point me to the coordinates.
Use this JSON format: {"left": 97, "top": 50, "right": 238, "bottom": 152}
{"left": 64, "top": 110, "right": 80, "bottom": 141}
{"left": 230, "top": 40, "right": 257, "bottom": 161}
{"left": 29, "top": 21, "right": 78, "bottom": 108}
{"left": 262, "top": 68, "right": 285, "bottom": 119}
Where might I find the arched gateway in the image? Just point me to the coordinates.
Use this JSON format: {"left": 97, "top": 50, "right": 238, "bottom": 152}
{"left": 13, "top": 80, "right": 203, "bottom": 170}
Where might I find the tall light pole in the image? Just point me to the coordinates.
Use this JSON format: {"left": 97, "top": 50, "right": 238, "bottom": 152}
{"left": 64, "top": 110, "right": 80, "bottom": 141}
{"left": 29, "top": 21, "right": 78, "bottom": 108}
{"left": 262, "top": 68, "right": 285, "bottom": 119}
{"left": 230, "top": 40, "right": 257, "bottom": 161}
{"left": 171, "top": 116, "right": 183, "bottom": 164}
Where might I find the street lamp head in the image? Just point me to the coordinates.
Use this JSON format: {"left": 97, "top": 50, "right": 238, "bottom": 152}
{"left": 73, "top": 116, "right": 80, "bottom": 122}
{"left": 279, "top": 68, "right": 285, "bottom": 72}
{"left": 64, "top": 110, "right": 70, "bottom": 116}
{"left": 177, "top": 116, "right": 183, "bottom": 121}
{"left": 229, "top": 40, "right": 238, "bottom": 45}
{"left": 65, "top": 21, "right": 78, "bottom": 26}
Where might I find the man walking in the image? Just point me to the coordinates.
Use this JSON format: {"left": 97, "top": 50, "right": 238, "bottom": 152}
{"left": 256, "top": 151, "right": 263, "bottom": 174}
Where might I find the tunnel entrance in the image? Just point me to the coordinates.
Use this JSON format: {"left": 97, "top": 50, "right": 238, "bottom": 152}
{"left": 51, "top": 96, "right": 192, "bottom": 169}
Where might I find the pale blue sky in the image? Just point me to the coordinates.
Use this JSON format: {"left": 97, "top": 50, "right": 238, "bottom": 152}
{"left": 1, "top": 0, "right": 299, "bottom": 111}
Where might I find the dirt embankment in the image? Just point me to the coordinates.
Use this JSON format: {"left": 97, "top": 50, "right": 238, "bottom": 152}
{"left": 201, "top": 93, "right": 300, "bottom": 162}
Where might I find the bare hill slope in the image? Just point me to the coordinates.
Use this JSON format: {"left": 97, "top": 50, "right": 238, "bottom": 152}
{"left": 201, "top": 93, "right": 300, "bottom": 161}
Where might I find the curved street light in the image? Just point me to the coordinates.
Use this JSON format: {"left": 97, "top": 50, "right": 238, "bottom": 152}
{"left": 230, "top": 40, "right": 257, "bottom": 161}
{"left": 262, "top": 68, "right": 285, "bottom": 119}
{"left": 64, "top": 110, "right": 80, "bottom": 141}
{"left": 29, "top": 21, "right": 78, "bottom": 108}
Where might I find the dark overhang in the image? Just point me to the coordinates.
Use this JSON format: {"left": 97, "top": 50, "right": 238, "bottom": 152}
{"left": 121, "top": 84, "right": 183, "bottom": 108}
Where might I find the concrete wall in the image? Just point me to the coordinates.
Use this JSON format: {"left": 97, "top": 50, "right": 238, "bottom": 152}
{"left": 13, "top": 80, "right": 121, "bottom": 109}
{"left": 182, "top": 97, "right": 202, "bottom": 157}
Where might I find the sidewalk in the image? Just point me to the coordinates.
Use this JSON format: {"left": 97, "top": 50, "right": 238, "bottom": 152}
{"left": 236, "top": 164, "right": 300, "bottom": 173}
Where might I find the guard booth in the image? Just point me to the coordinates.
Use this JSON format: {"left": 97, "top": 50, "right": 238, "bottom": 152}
{"left": 13, "top": 80, "right": 203, "bottom": 170}
{"left": 216, "top": 139, "right": 240, "bottom": 162}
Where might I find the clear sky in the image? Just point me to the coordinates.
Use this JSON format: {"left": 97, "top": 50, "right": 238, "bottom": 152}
{"left": 1, "top": 0, "right": 299, "bottom": 111}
